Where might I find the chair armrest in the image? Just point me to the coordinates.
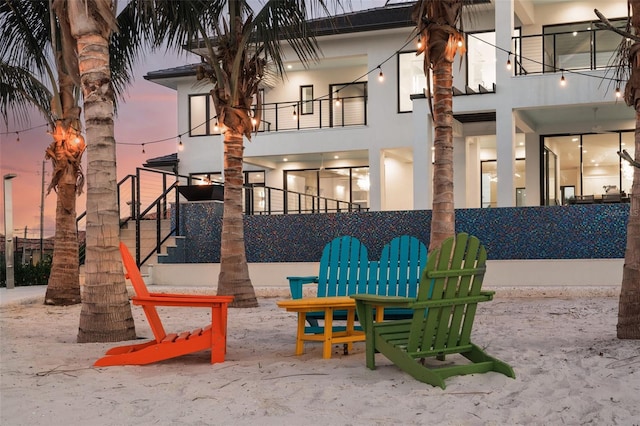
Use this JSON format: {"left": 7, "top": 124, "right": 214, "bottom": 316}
{"left": 132, "top": 295, "right": 234, "bottom": 308}
{"left": 480, "top": 290, "right": 495, "bottom": 300}
{"left": 411, "top": 293, "right": 493, "bottom": 309}
{"left": 287, "top": 276, "right": 319, "bottom": 299}
{"left": 350, "top": 294, "right": 415, "bottom": 308}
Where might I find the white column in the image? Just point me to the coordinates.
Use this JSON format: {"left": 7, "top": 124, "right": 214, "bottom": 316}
{"left": 412, "top": 94, "right": 433, "bottom": 210}
{"left": 465, "top": 137, "right": 481, "bottom": 208}
{"left": 3, "top": 174, "right": 17, "bottom": 289}
{"left": 496, "top": 108, "right": 516, "bottom": 206}
{"left": 453, "top": 136, "right": 466, "bottom": 208}
{"left": 495, "top": 0, "right": 516, "bottom": 207}
{"left": 525, "top": 132, "right": 541, "bottom": 206}
{"left": 368, "top": 148, "right": 382, "bottom": 211}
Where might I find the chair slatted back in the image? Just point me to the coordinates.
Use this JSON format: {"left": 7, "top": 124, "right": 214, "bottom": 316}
{"left": 407, "top": 233, "right": 487, "bottom": 354}
{"left": 317, "top": 236, "right": 368, "bottom": 297}
{"left": 377, "top": 235, "right": 427, "bottom": 297}
{"left": 119, "top": 242, "right": 167, "bottom": 341}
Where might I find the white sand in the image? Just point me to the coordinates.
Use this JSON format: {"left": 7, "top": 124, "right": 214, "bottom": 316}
{"left": 1, "top": 291, "right": 639, "bottom": 425}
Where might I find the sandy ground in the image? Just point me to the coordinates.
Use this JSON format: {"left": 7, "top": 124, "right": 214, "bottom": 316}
{"left": 1, "top": 291, "right": 639, "bottom": 426}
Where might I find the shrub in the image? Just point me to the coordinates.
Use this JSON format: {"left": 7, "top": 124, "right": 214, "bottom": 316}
{"left": 0, "top": 256, "right": 52, "bottom": 287}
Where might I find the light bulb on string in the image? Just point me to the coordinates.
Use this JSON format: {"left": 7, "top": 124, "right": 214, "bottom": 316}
{"left": 334, "top": 93, "right": 341, "bottom": 107}
{"left": 615, "top": 82, "right": 621, "bottom": 99}
{"left": 15, "top": 132, "right": 20, "bottom": 143}
{"left": 560, "top": 71, "right": 566, "bottom": 87}
{"left": 292, "top": 106, "right": 297, "bottom": 120}
{"left": 214, "top": 121, "right": 220, "bottom": 132}
{"left": 377, "top": 66, "right": 384, "bottom": 82}
{"left": 506, "top": 53, "right": 512, "bottom": 71}
{"left": 178, "top": 136, "right": 184, "bottom": 152}
{"left": 142, "top": 143, "right": 146, "bottom": 154}
{"left": 417, "top": 37, "right": 422, "bottom": 49}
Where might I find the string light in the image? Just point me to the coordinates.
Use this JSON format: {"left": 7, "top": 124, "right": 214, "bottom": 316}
{"left": 178, "top": 136, "right": 184, "bottom": 152}
{"left": 5, "top": 31, "right": 621, "bottom": 152}
{"left": 377, "top": 66, "right": 384, "bottom": 82}
{"left": 292, "top": 106, "right": 297, "bottom": 120}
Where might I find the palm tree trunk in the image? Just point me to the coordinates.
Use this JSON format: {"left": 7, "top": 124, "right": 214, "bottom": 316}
{"left": 617, "top": 109, "right": 640, "bottom": 339}
{"left": 429, "top": 58, "right": 456, "bottom": 251}
{"left": 68, "top": 6, "right": 135, "bottom": 342}
{"left": 617, "top": 0, "right": 640, "bottom": 339}
{"left": 217, "top": 129, "right": 258, "bottom": 307}
{"left": 45, "top": 179, "right": 80, "bottom": 305}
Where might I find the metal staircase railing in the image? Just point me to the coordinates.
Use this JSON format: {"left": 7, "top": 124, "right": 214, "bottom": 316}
{"left": 77, "top": 168, "right": 368, "bottom": 267}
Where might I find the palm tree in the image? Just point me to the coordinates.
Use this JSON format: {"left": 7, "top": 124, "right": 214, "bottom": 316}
{"left": 1, "top": 0, "right": 158, "bottom": 313}
{"left": 412, "top": 0, "right": 465, "bottom": 251}
{"left": 1, "top": 0, "right": 85, "bottom": 305}
{"left": 49, "top": 0, "right": 140, "bottom": 342}
{"left": 596, "top": 2, "right": 640, "bottom": 339}
{"left": 143, "top": 0, "right": 344, "bottom": 307}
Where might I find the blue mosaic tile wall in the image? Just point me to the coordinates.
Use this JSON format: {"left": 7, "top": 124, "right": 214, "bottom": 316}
{"left": 169, "top": 202, "right": 629, "bottom": 263}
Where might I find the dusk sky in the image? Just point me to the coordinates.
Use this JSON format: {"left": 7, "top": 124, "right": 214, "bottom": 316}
{"left": 1, "top": 49, "right": 195, "bottom": 239}
{"left": 0, "top": 0, "right": 388, "bottom": 239}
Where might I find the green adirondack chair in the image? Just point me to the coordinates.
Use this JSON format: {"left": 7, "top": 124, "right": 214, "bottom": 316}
{"left": 352, "top": 233, "right": 515, "bottom": 389}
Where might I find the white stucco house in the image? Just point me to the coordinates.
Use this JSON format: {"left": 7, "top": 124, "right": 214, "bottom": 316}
{"left": 137, "top": 0, "right": 631, "bottom": 290}
{"left": 144, "top": 0, "right": 633, "bottom": 214}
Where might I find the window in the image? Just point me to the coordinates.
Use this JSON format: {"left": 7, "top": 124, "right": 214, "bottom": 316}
{"left": 480, "top": 159, "right": 526, "bottom": 207}
{"left": 189, "top": 94, "right": 220, "bottom": 136}
{"left": 398, "top": 51, "right": 427, "bottom": 113}
{"left": 467, "top": 31, "right": 496, "bottom": 91}
{"left": 300, "top": 85, "right": 313, "bottom": 115}
{"left": 284, "top": 166, "right": 370, "bottom": 210}
{"left": 543, "top": 130, "right": 633, "bottom": 205}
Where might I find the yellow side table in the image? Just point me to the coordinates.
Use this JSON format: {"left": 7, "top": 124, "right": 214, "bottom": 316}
{"left": 277, "top": 296, "right": 366, "bottom": 359}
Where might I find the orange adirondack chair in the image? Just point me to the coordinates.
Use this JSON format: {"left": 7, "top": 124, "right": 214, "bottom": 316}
{"left": 94, "top": 243, "right": 234, "bottom": 367}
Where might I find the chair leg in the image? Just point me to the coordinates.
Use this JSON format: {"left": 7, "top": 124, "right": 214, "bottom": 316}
{"left": 464, "top": 344, "right": 516, "bottom": 379}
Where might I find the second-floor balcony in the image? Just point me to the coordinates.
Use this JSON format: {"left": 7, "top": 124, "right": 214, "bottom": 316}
{"left": 512, "top": 25, "right": 625, "bottom": 76}
{"left": 255, "top": 95, "right": 368, "bottom": 133}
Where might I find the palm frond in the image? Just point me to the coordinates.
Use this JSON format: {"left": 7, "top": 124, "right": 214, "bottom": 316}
{"left": 250, "top": 0, "right": 328, "bottom": 77}
{"left": 0, "top": 0, "right": 52, "bottom": 73}
{"left": 0, "top": 61, "right": 54, "bottom": 127}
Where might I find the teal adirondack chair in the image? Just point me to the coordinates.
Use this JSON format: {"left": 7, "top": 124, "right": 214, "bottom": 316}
{"left": 287, "top": 236, "right": 368, "bottom": 333}
{"left": 352, "top": 233, "right": 515, "bottom": 389}
{"left": 287, "top": 235, "right": 428, "bottom": 334}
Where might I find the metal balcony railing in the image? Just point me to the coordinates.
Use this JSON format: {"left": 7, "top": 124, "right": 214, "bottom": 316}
{"left": 512, "top": 26, "right": 622, "bottom": 76}
{"left": 254, "top": 95, "right": 367, "bottom": 132}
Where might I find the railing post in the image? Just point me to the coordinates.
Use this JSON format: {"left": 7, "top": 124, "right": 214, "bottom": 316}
{"left": 275, "top": 102, "right": 279, "bottom": 131}
{"left": 283, "top": 188, "right": 288, "bottom": 214}
{"left": 175, "top": 185, "right": 180, "bottom": 237}
{"left": 156, "top": 203, "right": 161, "bottom": 254}
{"left": 135, "top": 168, "right": 141, "bottom": 266}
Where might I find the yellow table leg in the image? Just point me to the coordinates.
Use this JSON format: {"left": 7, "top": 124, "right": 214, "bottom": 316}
{"left": 345, "top": 308, "right": 355, "bottom": 354}
{"left": 295, "top": 312, "right": 306, "bottom": 355}
{"left": 323, "top": 307, "right": 333, "bottom": 359}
